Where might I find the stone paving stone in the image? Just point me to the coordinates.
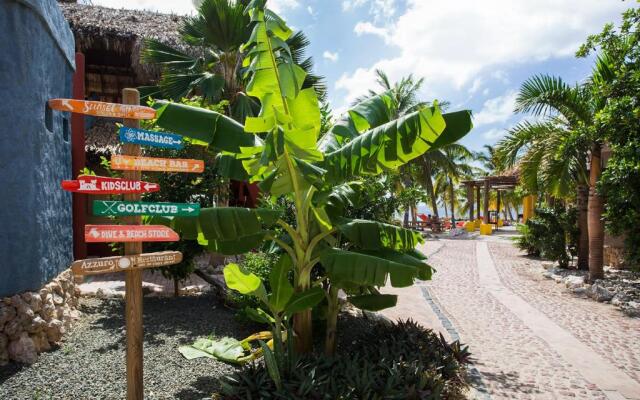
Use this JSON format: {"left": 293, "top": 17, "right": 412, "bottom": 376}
{"left": 487, "top": 241, "right": 640, "bottom": 386}
{"left": 386, "top": 239, "right": 610, "bottom": 399}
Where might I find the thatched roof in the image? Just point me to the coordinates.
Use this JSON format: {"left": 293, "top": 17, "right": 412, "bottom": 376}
{"left": 59, "top": 2, "right": 189, "bottom": 83}
{"left": 85, "top": 119, "right": 120, "bottom": 154}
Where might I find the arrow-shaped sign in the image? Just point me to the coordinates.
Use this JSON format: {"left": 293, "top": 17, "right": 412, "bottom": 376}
{"left": 61, "top": 175, "right": 160, "bottom": 195}
{"left": 93, "top": 201, "right": 200, "bottom": 217}
{"left": 111, "top": 155, "right": 204, "bottom": 173}
{"left": 49, "top": 99, "right": 156, "bottom": 119}
{"left": 119, "top": 127, "right": 184, "bottom": 150}
{"left": 72, "top": 251, "right": 183, "bottom": 276}
{"left": 84, "top": 225, "right": 180, "bottom": 243}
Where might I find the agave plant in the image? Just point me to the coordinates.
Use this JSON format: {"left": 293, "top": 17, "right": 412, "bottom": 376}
{"left": 150, "top": 0, "right": 472, "bottom": 353}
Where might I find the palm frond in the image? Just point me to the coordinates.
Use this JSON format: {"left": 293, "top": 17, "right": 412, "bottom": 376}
{"left": 515, "top": 74, "right": 592, "bottom": 124}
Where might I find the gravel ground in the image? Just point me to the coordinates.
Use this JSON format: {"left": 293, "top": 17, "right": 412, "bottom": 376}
{"left": 0, "top": 295, "right": 256, "bottom": 400}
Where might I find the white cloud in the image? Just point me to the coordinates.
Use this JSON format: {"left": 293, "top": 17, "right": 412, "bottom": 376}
{"left": 337, "top": 0, "right": 627, "bottom": 108}
{"left": 474, "top": 91, "right": 518, "bottom": 127}
{"left": 307, "top": 5, "right": 314, "bottom": 15}
{"left": 468, "top": 78, "right": 484, "bottom": 94}
{"left": 354, "top": 21, "right": 390, "bottom": 41}
{"left": 343, "top": 0, "right": 396, "bottom": 23}
{"left": 323, "top": 51, "right": 340, "bottom": 62}
{"left": 342, "top": 0, "right": 369, "bottom": 11}
{"left": 482, "top": 128, "right": 507, "bottom": 140}
{"left": 267, "top": 0, "right": 299, "bottom": 13}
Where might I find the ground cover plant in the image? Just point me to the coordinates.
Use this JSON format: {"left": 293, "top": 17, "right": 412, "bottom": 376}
{"left": 150, "top": 0, "right": 472, "bottom": 358}
{"left": 216, "top": 319, "right": 471, "bottom": 400}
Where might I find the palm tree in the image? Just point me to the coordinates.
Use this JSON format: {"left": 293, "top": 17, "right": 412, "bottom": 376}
{"left": 495, "top": 57, "right": 612, "bottom": 278}
{"left": 354, "top": 69, "right": 430, "bottom": 118}
{"left": 474, "top": 144, "right": 499, "bottom": 175}
{"left": 141, "top": 0, "right": 326, "bottom": 122}
{"left": 414, "top": 143, "right": 473, "bottom": 219}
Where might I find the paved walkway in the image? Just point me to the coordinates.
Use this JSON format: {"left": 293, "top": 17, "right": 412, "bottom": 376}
{"left": 381, "top": 235, "right": 640, "bottom": 400}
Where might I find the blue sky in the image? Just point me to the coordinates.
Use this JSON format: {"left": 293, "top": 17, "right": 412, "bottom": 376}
{"left": 89, "top": 0, "right": 630, "bottom": 152}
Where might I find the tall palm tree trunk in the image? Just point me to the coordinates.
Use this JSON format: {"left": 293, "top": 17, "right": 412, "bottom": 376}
{"left": 576, "top": 184, "right": 589, "bottom": 270}
{"left": 588, "top": 144, "right": 604, "bottom": 281}
{"left": 449, "top": 178, "right": 455, "bottom": 225}
{"left": 424, "top": 164, "right": 439, "bottom": 218}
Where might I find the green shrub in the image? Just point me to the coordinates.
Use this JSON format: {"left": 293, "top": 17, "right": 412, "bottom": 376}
{"left": 514, "top": 206, "right": 578, "bottom": 268}
{"left": 217, "top": 319, "right": 470, "bottom": 399}
{"left": 227, "top": 251, "right": 278, "bottom": 309}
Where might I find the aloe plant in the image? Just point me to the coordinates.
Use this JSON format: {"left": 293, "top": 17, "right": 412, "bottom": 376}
{"left": 151, "top": 0, "right": 472, "bottom": 353}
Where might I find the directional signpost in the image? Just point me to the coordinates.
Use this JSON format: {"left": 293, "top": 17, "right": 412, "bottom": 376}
{"left": 71, "top": 251, "right": 183, "bottom": 276}
{"left": 93, "top": 200, "right": 200, "bottom": 217}
{"left": 119, "top": 127, "right": 183, "bottom": 149}
{"left": 49, "top": 99, "right": 156, "bottom": 119}
{"left": 111, "top": 155, "right": 204, "bottom": 173}
{"left": 55, "top": 88, "right": 206, "bottom": 399}
{"left": 61, "top": 175, "right": 160, "bottom": 194}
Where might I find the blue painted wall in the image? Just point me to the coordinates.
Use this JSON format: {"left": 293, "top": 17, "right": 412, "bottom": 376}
{"left": 0, "top": 0, "right": 75, "bottom": 296}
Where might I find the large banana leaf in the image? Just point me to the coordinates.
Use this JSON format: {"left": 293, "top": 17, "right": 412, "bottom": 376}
{"left": 348, "top": 294, "right": 397, "bottom": 311}
{"left": 322, "top": 106, "right": 472, "bottom": 183}
{"left": 154, "top": 101, "right": 258, "bottom": 152}
{"left": 336, "top": 218, "right": 423, "bottom": 251}
{"left": 151, "top": 207, "right": 280, "bottom": 255}
{"left": 320, "top": 248, "right": 430, "bottom": 288}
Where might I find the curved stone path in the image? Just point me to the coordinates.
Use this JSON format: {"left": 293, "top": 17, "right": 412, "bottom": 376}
{"left": 381, "top": 236, "right": 640, "bottom": 400}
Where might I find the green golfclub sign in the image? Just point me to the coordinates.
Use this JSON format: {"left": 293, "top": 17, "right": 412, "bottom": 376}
{"left": 93, "top": 200, "right": 200, "bottom": 217}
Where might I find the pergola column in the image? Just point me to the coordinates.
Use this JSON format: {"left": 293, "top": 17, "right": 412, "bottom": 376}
{"left": 483, "top": 180, "right": 490, "bottom": 224}
{"left": 496, "top": 190, "right": 501, "bottom": 224}
{"left": 468, "top": 184, "right": 474, "bottom": 221}
{"left": 476, "top": 186, "right": 481, "bottom": 220}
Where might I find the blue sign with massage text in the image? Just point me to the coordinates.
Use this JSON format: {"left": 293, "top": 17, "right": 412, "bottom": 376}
{"left": 119, "top": 127, "right": 184, "bottom": 149}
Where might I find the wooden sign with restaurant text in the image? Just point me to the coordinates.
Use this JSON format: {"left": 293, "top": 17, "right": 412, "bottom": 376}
{"left": 111, "top": 155, "right": 205, "bottom": 173}
{"left": 119, "top": 127, "right": 183, "bottom": 149}
{"left": 49, "top": 99, "right": 156, "bottom": 119}
{"left": 61, "top": 175, "right": 160, "bottom": 194}
{"left": 84, "top": 225, "right": 180, "bottom": 243}
{"left": 93, "top": 200, "right": 200, "bottom": 217}
{"left": 71, "top": 251, "right": 183, "bottom": 276}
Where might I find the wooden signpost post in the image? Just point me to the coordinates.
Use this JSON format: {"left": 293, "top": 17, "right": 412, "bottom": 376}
{"left": 71, "top": 251, "right": 183, "bottom": 276}
{"left": 61, "top": 175, "right": 160, "bottom": 194}
{"left": 93, "top": 200, "right": 200, "bottom": 217}
{"left": 119, "top": 127, "right": 184, "bottom": 149}
{"left": 121, "top": 89, "right": 145, "bottom": 400}
{"left": 110, "top": 155, "right": 205, "bottom": 173}
{"left": 49, "top": 98, "right": 156, "bottom": 119}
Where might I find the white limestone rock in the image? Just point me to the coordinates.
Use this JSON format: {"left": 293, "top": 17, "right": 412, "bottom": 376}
{"left": 8, "top": 333, "right": 37, "bottom": 365}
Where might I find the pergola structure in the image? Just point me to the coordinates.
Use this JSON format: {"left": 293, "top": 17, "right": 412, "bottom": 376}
{"left": 462, "top": 174, "right": 518, "bottom": 224}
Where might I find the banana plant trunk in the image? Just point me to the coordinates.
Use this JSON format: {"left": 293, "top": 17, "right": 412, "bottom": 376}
{"left": 576, "top": 184, "right": 589, "bottom": 270}
{"left": 324, "top": 285, "right": 339, "bottom": 356}
{"left": 588, "top": 144, "right": 604, "bottom": 281}
{"left": 293, "top": 295, "right": 313, "bottom": 353}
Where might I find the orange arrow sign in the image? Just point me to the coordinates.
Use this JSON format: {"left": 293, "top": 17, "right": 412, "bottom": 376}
{"left": 110, "top": 155, "right": 204, "bottom": 173}
{"left": 48, "top": 99, "right": 156, "bottom": 119}
{"left": 85, "top": 225, "right": 180, "bottom": 243}
{"left": 71, "top": 251, "right": 183, "bottom": 276}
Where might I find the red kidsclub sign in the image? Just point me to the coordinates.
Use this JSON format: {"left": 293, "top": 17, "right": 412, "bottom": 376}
{"left": 61, "top": 175, "right": 160, "bottom": 195}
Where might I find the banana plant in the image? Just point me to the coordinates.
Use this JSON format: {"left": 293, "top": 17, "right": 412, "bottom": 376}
{"left": 151, "top": 0, "right": 473, "bottom": 353}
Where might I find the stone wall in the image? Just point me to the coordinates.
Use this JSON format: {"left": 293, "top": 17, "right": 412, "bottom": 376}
{"left": 0, "top": 0, "right": 75, "bottom": 296}
{"left": 0, "top": 269, "right": 80, "bottom": 365}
